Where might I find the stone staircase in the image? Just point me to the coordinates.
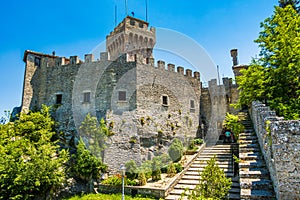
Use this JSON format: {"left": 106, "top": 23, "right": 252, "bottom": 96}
{"left": 165, "top": 144, "right": 240, "bottom": 200}
{"left": 238, "top": 112, "right": 276, "bottom": 199}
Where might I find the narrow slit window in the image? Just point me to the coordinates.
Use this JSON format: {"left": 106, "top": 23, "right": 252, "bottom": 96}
{"left": 34, "top": 57, "right": 41, "bottom": 67}
{"left": 118, "top": 91, "right": 126, "bottom": 101}
{"left": 190, "top": 100, "right": 195, "bottom": 109}
{"left": 162, "top": 95, "right": 168, "bottom": 106}
{"left": 56, "top": 94, "right": 62, "bottom": 104}
{"left": 83, "top": 92, "right": 90, "bottom": 103}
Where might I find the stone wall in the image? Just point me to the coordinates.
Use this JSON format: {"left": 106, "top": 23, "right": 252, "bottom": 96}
{"left": 250, "top": 101, "right": 300, "bottom": 200}
{"left": 200, "top": 78, "right": 239, "bottom": 144}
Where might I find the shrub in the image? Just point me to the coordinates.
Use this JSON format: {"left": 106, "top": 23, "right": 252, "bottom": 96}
{"left": 194, "top": 138, "right": 204, "bottom": 145}
{"left": 151, "top": 157, "right": 161, "bottom": 181}
{"left": 102, "top": 174, "right": 138, "bottom": 186}
{"left": 174, "top": 163, "right": 183, "bottom": 173}
{"left": 125, "top": 160, "right": 138, "bottom": 179}
{"left": 138, "top": 172, "right": 147, "bottom": 186}
{"left": 72, "top": 139, "right": 107, "bottom": 181}
{"left": 168, "top": 138, "right": 184, "bottom": 162}
{"left": 167, "top": 163, "right": 177, "bottom": 177}
{"left": 184, "top": 156, "right": 231, "bottom": 199}
{"left": 139, "top": 160, "right": 152, "bottom": 180}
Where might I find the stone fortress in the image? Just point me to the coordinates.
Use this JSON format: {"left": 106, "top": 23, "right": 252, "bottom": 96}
{"left": 21, "top": 16, "right": 241, "bottom": 171}
{"left": 20, "top": 15, "right": 300, "bottom": 199}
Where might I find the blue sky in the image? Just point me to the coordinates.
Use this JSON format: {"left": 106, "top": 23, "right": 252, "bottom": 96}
{"left": 0, "top": 0, "right": 278, "bottom": 116}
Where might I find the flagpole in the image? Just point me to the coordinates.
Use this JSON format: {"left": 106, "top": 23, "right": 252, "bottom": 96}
{"left": 125, "top": 0, "right": 128, "bottom": 16}
{"left": 146, "top": 0, "right": 148, "bottom": 21}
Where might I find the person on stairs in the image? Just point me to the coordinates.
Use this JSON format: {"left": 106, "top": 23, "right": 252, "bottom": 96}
{"left": 224, "top": 129, "right": 234, "bottom": 143}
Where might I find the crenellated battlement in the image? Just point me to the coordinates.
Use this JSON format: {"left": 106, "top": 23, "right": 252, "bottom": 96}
{"left": 154, "top": 60, "right": 200, "bottom": 80}
{"left": 24, "top": 50, "right": 201, "bottom": 81}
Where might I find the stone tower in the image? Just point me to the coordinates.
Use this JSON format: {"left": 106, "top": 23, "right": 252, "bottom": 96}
{"left": 106, "top": 16, "right": 156, "bottom": 63}
{"left": 231, "top": 49, "right": 248, "bottom": 81}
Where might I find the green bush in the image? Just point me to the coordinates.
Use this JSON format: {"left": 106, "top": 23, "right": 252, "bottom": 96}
{"left": 101, "top": 174, "right": 138, "bottom": 186}
{"left": 138, "top": 171, "right": 147, "bottom": 186}
{"left": 183, "top": 156, "right": 231, "bottom": 199}
{"left": 151, "top": 157, "right": 161, "bottom": 181}
{"left": 167, "top": 163, "right": 177, "bottom": 177}
{"left": 168, "top": 138, "right": 184, "bottom": 162}
{"left": 223, "top": 113, "right": 244, "bottom": 139}
{"left": 72, "top": 139, "right": 107, "bottom": 181}
{"left": 125, "top": 159, "right": 138, "bottom": 179}
{"left": 138, "top": 160, "right": 152, "bottom": 180}
{"left": 194, "top": 138, "right": 204, "bottom": 145}
{"left": 174, "top": 163, "right": 183, "bottom": 173}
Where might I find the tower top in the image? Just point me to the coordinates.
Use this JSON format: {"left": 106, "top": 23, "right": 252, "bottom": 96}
{"left": 106, "top": 16, "right": 156, "bottom": 62}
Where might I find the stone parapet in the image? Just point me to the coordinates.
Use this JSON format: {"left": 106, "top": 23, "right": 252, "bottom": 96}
{"left": 250, "top": 101, "right": 300, "bottom": 200}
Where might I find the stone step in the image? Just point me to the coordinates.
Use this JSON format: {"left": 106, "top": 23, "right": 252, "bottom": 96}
{"left": 240, "top": 178, "right": 273, "bottom": 190}
{"left": 239, "top": 147, "right": 260, "bottom": 153}
{"left": 194, "top": 160, "right": 232, "bottom": 166}
{"left": 196, "top": 156, "right": 232, "bottom": 161}
{"left": 239, "top": 139, "right": 258, "bottom": 144}
{"left": 239, "top": 160, "right": 266, "bottom": 168}
{"left": 168, "top": 189, "right": 189, "bottom": 197}
{"left": 174, "top": 184, "right": 196, "bottom": 190}
{"left": 231, "top": 181, "right": 241, "bottom": 188}
{"left": 185, "top": 169, "right": 233, "bottom": 176}
{"left": 190, "top": 163, "right": 232, "bottom": 169}
{"left": 240, "top": 189, "right": 275, "bottom": 199}
{"left": 229, "top": 187, "right": 241, "bottom": 194}
{"left": 239, "top": 169, "right": 270, "bottom": 179}
{"left": 240, "top": 152, "right": 262, "bottom": 160}
{"left": 239, "top": 135, "right": 258, "bottom": 140}
{"left": 177, "top": 179, "right": 199, "bottom": 185}
{"left": 181, "top": 172, "right": 234, "bottom": 180}
{"left": 239, "top": 132, "right": 256, "bottom": 137}
{"left": 228, "top": 193, "right": 241, "bottom": 199}
{"left": 200, "top": 151, "right": 232, "bottom": 155}
{"left": 239, "top": 143, "right": 260, "bottom": 149}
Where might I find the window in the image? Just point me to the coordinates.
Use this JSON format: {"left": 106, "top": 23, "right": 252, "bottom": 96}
{"left": 56, "top": 94, "right": 62, "bottom": 104}
{"left": 162, "top": 95, "right": 168, "bottom": 106}
{"left": 83, "top": 92, "right": 90, "bottom": 103}
{"left": 34, "top": 57, "right": 41, "bottom": 67}
{"left": 130, "top": 19, "right": 135, "bottom": 26}
{"left": 190, "top": 100, "right": 195, "bottom": 113}
{"left": 139, "top": 23, "right": 143, "bottom": 28}
{"left": 190, "top": 100, "right": 195, "bottom": 109}
{"left": 118, "top": 91, "right": 126, "bottom": 101}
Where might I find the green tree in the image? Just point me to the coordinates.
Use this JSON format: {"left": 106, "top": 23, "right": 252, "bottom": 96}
{"left": 183, "top": 156, "right": 231, "bottom": 199}
{"left": 0, "top": 105, "right": 69, "bottom": 200}
{"left": 125, "top": 160, "right": 138, "bottom": 179}
{"left": 237, "top": 5, "right": 300, "bottom": 119}
{"left": 236, "top": 62, "right": 266, "bottom": 107}
{"left": 222, "top": 113, "right": 244, "bottom": 139}
{"left": 168, "top": 138, "right": 184, "bottom": 162}
{"left": 79, "top": 114, "right": 108, "bottom": 158}
{"left": 279, "top": 0, "right": 299, "bottom": 12}
{"left": 72, "top": 139, "right": 107, "bottom": 181}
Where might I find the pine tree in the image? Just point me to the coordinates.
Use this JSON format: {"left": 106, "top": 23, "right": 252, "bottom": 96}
{"left": 0, "top": 105, "right": 69, "bottom": 200}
